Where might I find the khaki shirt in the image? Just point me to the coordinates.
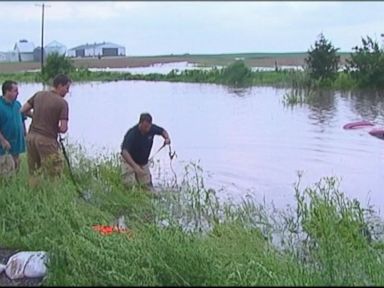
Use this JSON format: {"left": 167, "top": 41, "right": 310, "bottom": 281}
{"left": 27, "top": 90, "right": 68, "bottom": 139}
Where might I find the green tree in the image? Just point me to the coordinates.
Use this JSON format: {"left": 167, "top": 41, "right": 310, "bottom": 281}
{"left": 305, "top": 33, "right": 340, "bottom": 82}
{"left": 346, "top": 36, "right": 384, "bottom": 89}
{"left": 42, "top": 52, "right": 74, "bottom": 83}
{"left": 221, "top": 60, "right": 253, "bottom": 87}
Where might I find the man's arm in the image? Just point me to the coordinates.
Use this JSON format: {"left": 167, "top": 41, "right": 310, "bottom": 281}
{"left": 0, "top": 131, "right": 11, "bottom": 151}
{"left": 58, "top": 119, "right": 68, "bottom": 133}
{"left": 23, "top": 121, "right": 27, "bottom": 136}
{"left": 58, "top": 102, "right": 69, "bottom": 134}
{"left": 161, "top": 129, "right": 171, "bottom": 145}
{"left": 20, "top": 102, "right": 33, "bottom": 118}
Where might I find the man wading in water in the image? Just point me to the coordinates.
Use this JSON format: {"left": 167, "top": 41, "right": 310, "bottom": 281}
{"left": 120, "top": 113, "right": 171, "bottom": 190}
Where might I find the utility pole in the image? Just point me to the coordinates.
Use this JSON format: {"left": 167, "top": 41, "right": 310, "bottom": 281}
{"left": 381, "top": 34, "right": 384, "bottom": 47}
{"left": 35, "top": 3, "right": 50, "bottom": 75}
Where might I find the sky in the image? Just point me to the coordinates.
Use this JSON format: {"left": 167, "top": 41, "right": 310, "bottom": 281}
{"left": 0, "top": 1, "right": 383, "bottom": 55}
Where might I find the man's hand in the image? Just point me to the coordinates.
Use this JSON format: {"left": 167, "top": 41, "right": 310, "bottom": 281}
{"left": 0, "top": 139, "right": 11, "bottom": 151}
{"left": 164, "top": 138, "right": 171, "bottom": 145}
{"left": 135, "top": 166, "right": 146, "bottom": 177}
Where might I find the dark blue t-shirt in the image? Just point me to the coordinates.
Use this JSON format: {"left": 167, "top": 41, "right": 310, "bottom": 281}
{"left": 121, "top": 124, "right": 164, "bottom": 165}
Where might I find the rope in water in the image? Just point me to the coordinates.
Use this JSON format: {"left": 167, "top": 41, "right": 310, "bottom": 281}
{"left": 149, "top": 144, "right": 178, "bottom": 187}
{"left": 168, "top": 145, "right": 178, "bottom": 188}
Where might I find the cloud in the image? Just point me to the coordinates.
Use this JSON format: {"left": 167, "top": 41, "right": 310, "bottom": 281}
{"left": 0, "top": 1, "right": 143, "bottom": 22}
{"left": 0, "top": 1, "right": 384, "bottom": 54}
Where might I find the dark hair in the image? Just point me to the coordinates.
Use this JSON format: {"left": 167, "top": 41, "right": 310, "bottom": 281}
{"left": 2, "top": 80, "right": 17, "bottom": 95}
{"left": 139, "top": 113, "right": 152, "bottom": 124}
{"left": 53, "top": 74, "right": 71, "bottom": 88}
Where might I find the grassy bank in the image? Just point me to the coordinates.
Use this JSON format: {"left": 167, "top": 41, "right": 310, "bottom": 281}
{"left": 1, "top": 145, "right": 384, "bottom": 285}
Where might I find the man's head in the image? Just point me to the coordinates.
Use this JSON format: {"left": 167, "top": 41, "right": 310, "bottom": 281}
{"left": 2, "top": 80, "right": 18, "bottom": 102}
{"left": 53, "top": 74, "right": 71, "bottom": 97}
{"left": 138, "top": 113, "right": 152, "bottom": 134}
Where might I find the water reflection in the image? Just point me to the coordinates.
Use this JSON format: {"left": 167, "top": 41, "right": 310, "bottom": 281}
{"left": 226, "top": 87, "right": 253, "bottom": 98}
{"left": 307, "top": 90, "right": 337, "bottom": 128}
{"left": 340, "top": 90, "right": 384, "bottom": 122}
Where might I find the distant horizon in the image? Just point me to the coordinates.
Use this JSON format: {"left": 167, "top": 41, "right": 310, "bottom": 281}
{"left": 1, "top": 39, "right": 355, "bottom": 58}
{"left": 0, "top": 2, "right": 382, "bottom": 55}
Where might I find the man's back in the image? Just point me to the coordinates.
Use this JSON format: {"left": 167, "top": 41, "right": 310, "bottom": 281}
{"left": 28, "top": 90, "right": 68, "bottom": 139}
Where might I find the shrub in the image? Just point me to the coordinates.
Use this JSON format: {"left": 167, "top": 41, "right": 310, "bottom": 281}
{"left": 222, "top": 60, "right": 253, "bottom": 87}
{"left": 346, "top": 36, "right": 384, "bottom": 89}
{"left": 42, "top": 53, "right": 75, "bottom": 83}
{"left": 305, "top": 33, "right": 340, "bottom": 82}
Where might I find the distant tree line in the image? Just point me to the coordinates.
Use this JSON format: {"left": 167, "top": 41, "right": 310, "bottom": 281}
{"left": 41, "top": 34, "right": 384, "bottom": 90}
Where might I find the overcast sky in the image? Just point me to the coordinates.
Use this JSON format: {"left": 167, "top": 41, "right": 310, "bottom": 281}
{"left": 0, "top": 1, "right": 383, "bottom": 55}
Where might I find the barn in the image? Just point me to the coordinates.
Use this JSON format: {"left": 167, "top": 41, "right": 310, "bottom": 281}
{"left": 45, "top": 40, "right": 67, "bottom": 56}
{"left": 33, "top": 47, "right": 45, "bottom": 62}
{"left": 0, "top": 51, "right": 18, "bottom": 62}
{"left": 14, "top": 39, "right": 35, "bottom": 62}
{"left": 67, "top": 42, "right": 125, "bottom": 58}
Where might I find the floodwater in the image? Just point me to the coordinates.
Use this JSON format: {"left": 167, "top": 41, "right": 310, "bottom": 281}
{"left": 17, "top": 81, "right": 384, "bottom": 211}
{"left": 88, "top": 61, "right": 213, "bottom": 74}
{"left": 86, "top": 61, "right": 303, "bottom": 74}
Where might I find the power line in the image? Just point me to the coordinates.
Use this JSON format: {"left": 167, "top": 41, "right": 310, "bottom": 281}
{"left": 35, "top": 3, "right": 50, "bottom": 75}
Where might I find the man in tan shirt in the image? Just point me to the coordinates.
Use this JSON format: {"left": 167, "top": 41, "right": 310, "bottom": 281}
{"left": 21, "top": 74, "right": 71, "bottom": 179}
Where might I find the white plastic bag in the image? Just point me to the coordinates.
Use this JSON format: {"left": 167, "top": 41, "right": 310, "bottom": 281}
{"left": 5, "top": 251, "right": 48, "bottom": 279}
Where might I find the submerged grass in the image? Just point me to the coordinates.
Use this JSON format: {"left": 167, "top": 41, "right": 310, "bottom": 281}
{"left": 1, "top": 146, "right": 384, "bottom": 285}
{"left": 282, "top": 89, "right": 318, "bottom": 106}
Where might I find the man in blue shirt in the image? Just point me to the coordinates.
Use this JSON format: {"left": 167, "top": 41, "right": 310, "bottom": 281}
{"left": 121, "top": 113, "right": 171, "bottom": 189}
{"left": 0, "top": 80, "right": 26, "bottom": 175}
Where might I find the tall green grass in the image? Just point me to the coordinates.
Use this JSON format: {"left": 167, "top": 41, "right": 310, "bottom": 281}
{"left": 1, "top": 144, "right": 384, "bottom": 285}
{"left": 0, "top": 72, "right": 41, "bottom": 83}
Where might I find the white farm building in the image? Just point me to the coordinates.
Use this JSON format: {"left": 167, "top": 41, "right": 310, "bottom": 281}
{"left": 14, "top": 39, "right": 35, "bottom": 62}
{"left": 45, "top": 40, "right": 67, "bottom": 56}
{"left": 67, "top": 42, "right": 125, "bottom": 58}
{"left": 0, "top": 51, "right": 18, "bottom": 62}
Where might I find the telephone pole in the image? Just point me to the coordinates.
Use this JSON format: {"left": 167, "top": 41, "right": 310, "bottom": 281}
{"left": 35, "top": 3, "right": 50, "bottom": 75}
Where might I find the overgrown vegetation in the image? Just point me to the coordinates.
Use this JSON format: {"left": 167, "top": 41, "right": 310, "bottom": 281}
{"left": 221, "top": 60, "right": 253, "bottom": 87}
{"left": 346, "top": 36, "right": 384, "bottom": 89}
{"left": 1, "top": 144, "right": 384, "bottom": 285}
{"left": 305, "top": 33, "right": 340, "bottom": 84}
{"left": 41, "top": 53, "right": 75, "bottom": 83}
{"left": 0, "top": 66, "right": 349, "bottom": 90}
{"left": 282, "top": 89, "right": 317, "bottom": 106}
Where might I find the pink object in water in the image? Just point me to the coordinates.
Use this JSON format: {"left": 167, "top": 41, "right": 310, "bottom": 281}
{"left": 343, "top": 120, "right": 374, "bottom": 129}
{"left": 369, "top": 128, "right": 384, "bottom": 140}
